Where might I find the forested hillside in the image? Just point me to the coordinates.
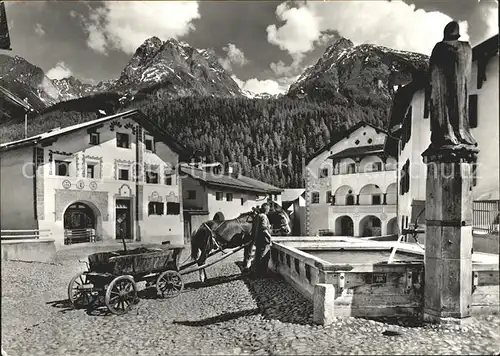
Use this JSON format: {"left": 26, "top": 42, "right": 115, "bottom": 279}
{"left": 0, "top": 93, "right": 389, "bottom": 188}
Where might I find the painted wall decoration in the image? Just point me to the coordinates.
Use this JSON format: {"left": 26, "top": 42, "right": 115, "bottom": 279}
{"left": 76, "top": 180, "right": 85, "bottom": 189}
{"left": 118, "top": 184, "right": 132, "bottom": 197}
{"left": 149, "top": 191, "right": 162, "bottom": 202}
{"left": 109, "top": 120, "right": 122, "bottom": 132}
{"left": 54, "top": 189, "right": 109, "bottom": 221}
{"left": 166, "top": 191, "right": 179, "bottom": 203}
{"left": 62, "top": 180, "right": 71, "bottom": 189}
{"left": 82, "top": 155, "right": 103, "bottom": 179}
{"left": 380, "top": 212, "right": 388, "bottom": 221}
{"left": 113, "top": 159, "right": 136, "bottom": 180}
{"left": 48, "top": 149, "right": 73, "bottom": 175}
{"left": 89, "top": 181, "right": 98, "bottom": 190}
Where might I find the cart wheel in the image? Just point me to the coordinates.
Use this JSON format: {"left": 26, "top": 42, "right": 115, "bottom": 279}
{"left": 68, "top": 272, "right": 93, "bottom": 307}
{"left": 105, "top": 275, "right": 138, "bottom": 315}
{"left": 156, "top": 270, "right": 184, "bottom": 298}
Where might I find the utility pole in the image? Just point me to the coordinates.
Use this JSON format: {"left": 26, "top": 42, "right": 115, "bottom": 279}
{"left": 24, "top": 98, "right": 29, "bottom": 138}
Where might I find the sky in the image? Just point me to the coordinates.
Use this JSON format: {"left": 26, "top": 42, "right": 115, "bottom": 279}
{"left": 3, "top": 0, "right": 499, "bottom": 95}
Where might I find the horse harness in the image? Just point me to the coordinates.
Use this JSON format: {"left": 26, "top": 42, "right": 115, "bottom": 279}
{"left": 201, "top": 215, "right": 251, "bottom": 253}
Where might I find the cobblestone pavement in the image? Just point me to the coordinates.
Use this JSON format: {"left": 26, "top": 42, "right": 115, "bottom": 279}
{"left": 2, "top": 245, "right": 500, "bottom": 355}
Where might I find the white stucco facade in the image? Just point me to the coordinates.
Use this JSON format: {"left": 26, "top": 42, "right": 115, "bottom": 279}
{"left": 305, "top": 123, "right": 398, "bottom": 237}
{"left": 181, "top": 164, "right": 283, "bottom": 239}
{"left": 0, "top": 111, "right": 185, "bottom": 247}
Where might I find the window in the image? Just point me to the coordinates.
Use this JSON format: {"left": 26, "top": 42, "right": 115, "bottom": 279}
{"left": 326, "top": 191, "right": 333, "bottom": 204}
{"left": 346, "top": 195, "right": 355, "bottom": 206}
{"left": 86, "top": 164, "right": 95, "bottom": 179}
{"left": 372, "top": 195, "right": 381, "bottom": 205}
{"left": 372, "top": 162, "right": 382, "bottom": 172}
{"left": 148, "top": 202, "right": 164, "bottom": 216}
{"left": 472, "top": 162, "right": 478, "bottom": 187}
{"left": 241, "top": 198, "right": 244, "bottom": 206}
{"left": 89, "top": 132, "right": 100, "bottom": 145}
{"left": 347, "top": 163, "right": 356, "bottom": 174}
{"left": 226, "top": 193, "right": 233, "bottom": 201}
{"left": 145, "top": 166, "right": 159, "bottom": 184}
{"left": 165, "top": 176, "right": 173, "bottom": 186}
{"left": 116, "top": 133, "right": 130, "bottom": 148}
{"left": 187, "top": 190, "right": 196, "bottom": 200}
{"left": 311, "top": 192, "right": 320, "bottom": 204}
{"left": 145, "top": 138, "right": 155, "bottom": 152}
{"left": 216, "top": 192, "right": 223, "bottom": 201}
{"left": 166, "top": 202, "right": 180, "bottom": 215}
{"left": 273, "top": 194, "right": 278, "bottom": 201}
{"left": 55, "top": 160, "right": 70, "bottom": 176}
{"left": 469, "top": 94, "right": 478, "bottom": 128}
{"left": 400, "top": 160, "right": 410, "bottom": 195}
{"left": 401, "top": 106, "right": 412, "bottom": 150}
{"left": 118, "top": 168, "right": 129, "bottom": 181}
{"left": 319, "top": 168, "right": 329, "bottom": 178}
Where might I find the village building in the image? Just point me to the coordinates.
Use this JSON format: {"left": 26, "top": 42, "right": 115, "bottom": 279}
{"left": 384, "top": 34, "right": 499, "bottom": 234}
{"left": 305, "top": 121, "right": 398, "bottom": 237}
{"left": 281, "top": 188, "right": 306, "bottom": 236}
{"left": 0, "top": 109, "right": 187, "bottom": 247}
{"left": 180, "top": 162, "right": 283, "bottom": 241}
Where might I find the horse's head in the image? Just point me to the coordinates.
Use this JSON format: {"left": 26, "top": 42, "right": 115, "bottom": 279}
{"left": 268, "top": 209, "right": 291, "bottom": 236}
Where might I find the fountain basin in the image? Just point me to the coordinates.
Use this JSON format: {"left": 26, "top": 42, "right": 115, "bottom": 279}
{"left": 269, "top": 237, "right": 499, "bottom": 324}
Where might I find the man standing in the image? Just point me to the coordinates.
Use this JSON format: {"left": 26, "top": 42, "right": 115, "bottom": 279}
{"left": 252, "top": 203, "right": 273, "bottom": 276}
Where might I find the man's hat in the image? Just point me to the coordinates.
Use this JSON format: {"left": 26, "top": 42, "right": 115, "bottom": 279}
{"left": 444, "top": 21, "right": 460, "bottom": 41}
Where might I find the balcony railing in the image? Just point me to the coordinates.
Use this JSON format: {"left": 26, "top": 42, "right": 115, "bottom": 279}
{"left": 473, "top": 200, "right": 500, "bottom": 234}
{"left": 330, "top": 204, "right": 396, "bottom": 214}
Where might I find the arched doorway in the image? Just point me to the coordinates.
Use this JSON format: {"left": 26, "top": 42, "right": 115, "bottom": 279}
{"left": 64, "top": 202, "right": 96, "bottom": 244}
{"left": 386, "top": 217, "right": 399, "bottom": 235}
{"left": 213, "top": 212, "right": 225, "bottom": 222}
{"left": 359, "top": 215, "right": 382, "bottom": 237}
{"left": 335, "top": 216, "right": 354, "bottom": 236}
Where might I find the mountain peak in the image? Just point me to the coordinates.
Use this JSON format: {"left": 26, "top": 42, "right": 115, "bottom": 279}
{"left": 287, "top": 38, "right": 428, "bottom": 101}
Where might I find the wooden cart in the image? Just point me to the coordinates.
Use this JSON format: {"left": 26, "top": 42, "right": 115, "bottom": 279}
{"left": 68, "top": 245, "right": 184, "bottom": 315}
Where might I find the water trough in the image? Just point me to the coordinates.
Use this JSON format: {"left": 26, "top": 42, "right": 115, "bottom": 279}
{"left": 269, "top": 236, "right": 499, "bottom": 325}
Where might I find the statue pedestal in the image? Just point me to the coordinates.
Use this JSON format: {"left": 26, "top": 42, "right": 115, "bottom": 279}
{"left": 422, "top": 146, "right": 478, "bottom": 322}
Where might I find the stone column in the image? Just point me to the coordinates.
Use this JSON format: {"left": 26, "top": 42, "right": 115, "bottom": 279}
{"left": 421, "top": 146, "right": 478, "bottom": 322}
{"left": 383, "top": 193, "right": 387, "bottom": 205}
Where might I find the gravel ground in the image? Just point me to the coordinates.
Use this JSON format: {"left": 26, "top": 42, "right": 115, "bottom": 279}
{"left": 2, "top": 245, "right": 500, "bottom": 356}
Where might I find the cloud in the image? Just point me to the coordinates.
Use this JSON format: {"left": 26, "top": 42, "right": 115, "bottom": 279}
{"left": 46, "top": 62, "right": 73, "bottom": 80}
{"left": 219, "top": 43, "right": 248, "bottom": 72}
{"left": 266, "top": 2, "right": 322, "bottom": 56}
{"left": 267, "top": 1, "right": 471, "bottom": 58}
{"left": 231, "top": 75, "right": 297, "bottom": 95}
{"left": 80, "top": 1, "right": 200, "bottom": 55}
{"left": 34, "top": 23, "right": 45, "bottom": 37}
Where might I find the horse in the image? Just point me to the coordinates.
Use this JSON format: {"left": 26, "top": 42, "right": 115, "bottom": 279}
{"left": 189, "top": 208, "right": 291, "bottom": 282}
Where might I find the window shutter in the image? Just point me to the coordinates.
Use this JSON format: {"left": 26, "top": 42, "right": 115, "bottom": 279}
{"left": 469, "top": 94, "right": 478, "bottom": 128}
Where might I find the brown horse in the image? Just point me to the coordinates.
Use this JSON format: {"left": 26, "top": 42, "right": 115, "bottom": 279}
{"left": 190, "top": 209, "right": 291, "bottom": 282}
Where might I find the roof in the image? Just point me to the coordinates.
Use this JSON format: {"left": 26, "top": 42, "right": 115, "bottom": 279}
{"left": 0, "top": 109, "right": 188, "bottom": 158}
{"left": 328, "top": 144, "right": 385, "bottom": 160}
{"left": 305, "top": 121, "right": 387, "bottom": 165}
{"left": 472, "top": 34, "right": 499, "bottom": 62}
{"left": 282, "top": 189, "right": 305, "bottom": 202}
{"left": 180, "top": 164, "right": 283, "bottom": 194}
{"left": 383, "top": 78, "right": 427, "bottom": 158}
{"left": 0, "top": 85, "right": 33, "bottom": 112}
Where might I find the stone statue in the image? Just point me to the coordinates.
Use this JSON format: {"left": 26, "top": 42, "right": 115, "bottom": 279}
{"left": 427, "top": 21, "right": 477, "bottom": 149}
